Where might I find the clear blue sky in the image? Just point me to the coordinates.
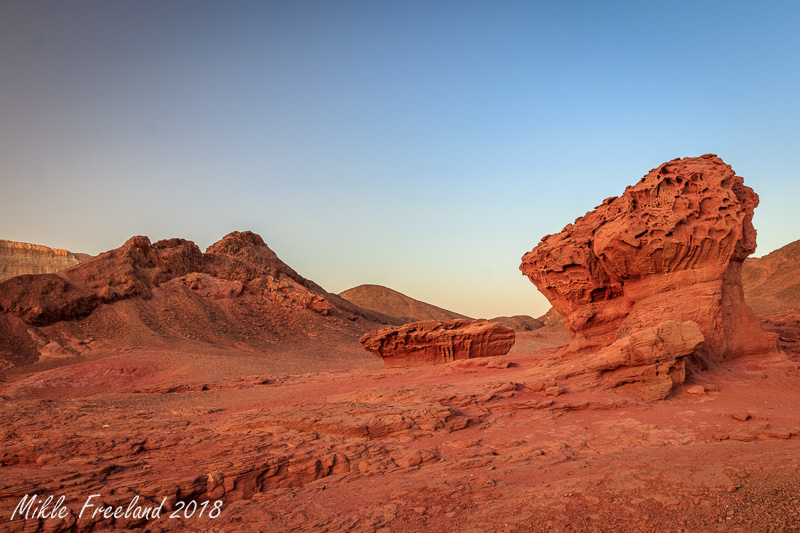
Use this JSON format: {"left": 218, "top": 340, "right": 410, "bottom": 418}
{"left": 1, "top": 1, "right": 798, "bottom": 318}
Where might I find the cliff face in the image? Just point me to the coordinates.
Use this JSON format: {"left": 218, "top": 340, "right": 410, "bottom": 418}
{"left": 0, "top": 240, "right": 90, "bottom": 281}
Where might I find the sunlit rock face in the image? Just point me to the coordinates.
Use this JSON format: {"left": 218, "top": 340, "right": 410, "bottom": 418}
{"left": 520, "top": 154, "right": 777, "bottom": 366}
{"left": 360, "top": 319, "right": 515, "bottom": 368}
{"left": 0, "top": 240, "right": 90, "bottom": 282}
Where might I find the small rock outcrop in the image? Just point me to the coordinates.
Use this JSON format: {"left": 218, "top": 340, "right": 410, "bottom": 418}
{"left": 360, "top": 319, "right": 515, "bottom": 368}
{"left": 520, "top": 155, "right": 777, "bottom": 367}
{"left": 521, "top": 320, "right": 705, "bottom": 401}
{"left": 584, "top": 320, "right": 704, "bottom": 401}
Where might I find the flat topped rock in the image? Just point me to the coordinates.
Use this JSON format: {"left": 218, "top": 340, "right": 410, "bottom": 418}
{"left": 360, "top": 319, "right": 515, "bottom": 368}
{"left": 0, "top": 239, "right": 91, "bottom": 282}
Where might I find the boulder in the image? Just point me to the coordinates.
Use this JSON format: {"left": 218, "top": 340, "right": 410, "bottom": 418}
{"left": 360, "top": 319, "right": 515, "bottom": 368}
{"left": 590, "top": 320, "right": 704, "bottom": 401}
{"left": 520, "top": 154, "right": 777, "bottom": 366}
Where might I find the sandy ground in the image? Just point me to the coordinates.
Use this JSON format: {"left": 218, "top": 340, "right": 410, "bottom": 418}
{"left": 1, "top": 328, "right": 799, "bottom": 532}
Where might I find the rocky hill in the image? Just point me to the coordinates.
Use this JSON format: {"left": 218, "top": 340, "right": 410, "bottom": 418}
{"left": 742, "top": 239, "right": 800, "bottom": 315}
{"left": 339, "top": 284, "right": 544, "bottom": 332}
{"left": 0, "top": 231, "right": 400, "bottom": 371}
{"left": 339, "top": 284, "right": 471, "bottom": 323}
{"left": 488, "top": 315, "right": 544, "bottom": 331}
{"left": 0, "top": 239, "right": 90, "bottom": 281}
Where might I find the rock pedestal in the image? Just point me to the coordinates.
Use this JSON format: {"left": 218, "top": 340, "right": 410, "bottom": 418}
{"left": 521, "top": 154, "right": 777, "bottom": 367}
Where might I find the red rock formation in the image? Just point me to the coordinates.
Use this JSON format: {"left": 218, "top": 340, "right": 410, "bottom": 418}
{"left": 585, "top": 320, "right": 704, "bottom": 401}
{"left": 518, "top": 320, "right": 704, "bottom": 401}
{"left": 0, "top": 231, "right": 399, "bottom": 369}
{"left": 360, "top": 319, "right": 515, "bottom": 368}
{"left": 520, "top": 155, "right": 777, "bottom": 366}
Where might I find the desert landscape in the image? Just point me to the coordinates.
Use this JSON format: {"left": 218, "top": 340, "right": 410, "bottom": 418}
{"left": 3, "top": 3, "right": 800, "bottom": 532}
{"left": 1, "top": 155, "right": 799, "bottom": 532}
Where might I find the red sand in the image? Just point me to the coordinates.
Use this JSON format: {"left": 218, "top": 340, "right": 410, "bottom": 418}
{"left": 1, "top": 327, "right": 799, "bottom": 532}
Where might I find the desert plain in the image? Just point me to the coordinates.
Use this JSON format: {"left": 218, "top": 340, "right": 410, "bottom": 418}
{"left": 1, "top": 155, "right": 799, "bottom": 532}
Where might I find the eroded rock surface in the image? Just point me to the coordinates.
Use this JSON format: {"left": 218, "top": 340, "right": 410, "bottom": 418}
{"left": 2, "top": 333, "right": 799, "bottom": 532}
{"left": 360, "top": 319, "right": 515, "bottom": 368}
{"left": 520, "top": 155, "right": 777, "bottom": 366}
{"left": 583, "top": 320, "right": 704, "bottom": 401}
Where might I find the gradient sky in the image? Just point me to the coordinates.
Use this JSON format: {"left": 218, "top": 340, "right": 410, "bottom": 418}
{"left": 1, "top": 1, "right": 799, "bottom": 319}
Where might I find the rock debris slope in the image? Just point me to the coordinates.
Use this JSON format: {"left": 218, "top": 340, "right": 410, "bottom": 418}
{"left": 742, "top": 239, "right": 800, "bottom": 315}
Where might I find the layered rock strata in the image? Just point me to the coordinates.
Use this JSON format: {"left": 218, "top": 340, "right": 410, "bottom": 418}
{"left": 582, "top": 320, "right": 704, "bottom": 401}
{"left": 360, "top": 319, "right": 515, "bottom": 368}
{"left": 0, "top": 239, "right": 90, "bottom": 281}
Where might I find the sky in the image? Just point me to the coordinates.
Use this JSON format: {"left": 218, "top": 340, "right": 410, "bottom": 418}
{"left": 1, "top": 1, "right": 799, "bottom": 319}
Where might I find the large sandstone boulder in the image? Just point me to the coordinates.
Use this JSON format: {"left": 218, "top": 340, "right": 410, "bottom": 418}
{"left": 520, "top": 154, "right": 777, "bottom": 366}
{"left": 518, "top": 320, "right": 706, "bottom": 401}
{"left": 360, "top": 319, "right": 515, "bottom": 368}
{"left": 585, "top": 320, "right": 704, "bottom": 401}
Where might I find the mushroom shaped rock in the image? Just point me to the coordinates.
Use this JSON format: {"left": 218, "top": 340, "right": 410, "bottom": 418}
{"left": 360, "top": 319, "right": 516, "bottom": 368}
{"left": 520, "top": 155, "right": 777, "bottom": 366}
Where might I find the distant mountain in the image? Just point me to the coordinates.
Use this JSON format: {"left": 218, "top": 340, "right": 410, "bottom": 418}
{"left": 537, "top": 307, "right": 563, "bottom": 326}
{"left": 339, "top": 284, "right": 471, "bottom": 323}
{"left": 488, "top": 315, "right": 543, "bottom": 331}
{"left": 0, "top": 239, "right": 91, "bottom": 281}
{"left": 339, "top": 284, "right": 546, "bottom": 332}
{"left": 742, "top": 239, "right": 800, "bottom": 315}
